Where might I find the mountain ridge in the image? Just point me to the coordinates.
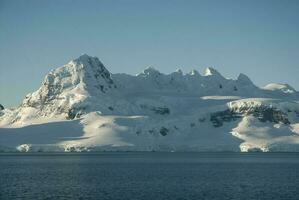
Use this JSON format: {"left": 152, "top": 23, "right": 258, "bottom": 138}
{"left": 1, "top": 54, "right": 299, "bottom": 152}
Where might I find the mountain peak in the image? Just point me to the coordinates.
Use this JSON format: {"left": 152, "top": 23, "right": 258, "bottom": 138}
{"left": 70, "top": 54, "right": 114, "bottom": 91}
{"left": 237, "top": 73, "right": 253, "bottom": 85}
{"left": 71, "top": 54, "right": 104, "bottom": 69}
{"left": 77, "top": 53, "right": 94, "bottom": 61}
{"left": 140, "top": 67, "right": 160, "bottom": 76}
{"left": 204, "top": 67, "right": 219, "bottom": 76}
{"left": 263, "top": 83, "right": 297, "bottom": 94}
{"left": 175, "top": 69, "right": 183, "bottom": 75}
{"left": 20, "top": 55, "right": 116, "bottom": 117}
{"left": 203, "top": 67, "right": 223, "bottom": 78}
{"left": 188, "top": 69, "right": 200, "bottom": 76}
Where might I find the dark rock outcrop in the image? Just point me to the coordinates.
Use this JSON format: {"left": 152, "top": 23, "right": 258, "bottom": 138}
{"left": 211, "top": 105, "right": 290, "bottom": 127}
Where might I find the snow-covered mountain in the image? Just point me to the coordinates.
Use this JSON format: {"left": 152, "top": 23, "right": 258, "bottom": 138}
{"left": 1, "top": 54, "right": 299, "bottom": 152}
{"left": 263, "top": 83, "right": 297, "bottom": 94}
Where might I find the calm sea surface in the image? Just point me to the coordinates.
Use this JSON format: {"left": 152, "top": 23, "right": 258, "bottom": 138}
{"left": 1, "top": 152, "right": 299, "bottom": 200}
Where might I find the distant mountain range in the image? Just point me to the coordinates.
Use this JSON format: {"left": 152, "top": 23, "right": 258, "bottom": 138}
{"left": 1, "top": 54, "right": 299, "bottom": 152}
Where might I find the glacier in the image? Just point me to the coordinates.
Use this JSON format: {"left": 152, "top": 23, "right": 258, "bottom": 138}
{"left": 1, "top": 54, "right": 299, "bottom": 152}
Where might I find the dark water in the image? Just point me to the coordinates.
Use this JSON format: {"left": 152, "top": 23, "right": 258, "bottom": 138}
{"left": 1, "top": 153, "right": 299, "bottom": 200}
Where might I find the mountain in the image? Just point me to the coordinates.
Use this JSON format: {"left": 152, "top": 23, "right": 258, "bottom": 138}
{"left": 263, "top": 83, "right": 297, "bottom": 94}
{"left": 1, "top": 54, "right": 299, "bottom": 152}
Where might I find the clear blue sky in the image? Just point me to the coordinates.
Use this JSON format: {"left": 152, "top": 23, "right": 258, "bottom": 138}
{"left": 1, "top": 0, "right": 299, "bottom": 107}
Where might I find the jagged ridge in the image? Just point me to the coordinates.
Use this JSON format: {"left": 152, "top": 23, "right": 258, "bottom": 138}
{"left": 1, "top": 54, "right": 299, "bottom": 153}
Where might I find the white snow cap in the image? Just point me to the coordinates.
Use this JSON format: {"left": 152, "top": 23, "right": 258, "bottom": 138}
{"left": 204, "top": 67, "right": 223, "bottom": 77}
{"left": 1, "top": 54, "right": 299, "bottom": 153}
{"left": 73, "top": 54, "right": 105, "bottom": 68}
{"left": 188, "top": 69, "right": 200, "bottom": 76}
{"left": 263, "top": 83, "right": 297, "bottom": 93}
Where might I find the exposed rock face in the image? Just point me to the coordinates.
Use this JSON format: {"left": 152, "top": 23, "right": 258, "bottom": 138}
{"left": 0, "top": 104, "right": 4, "bottom": 110}
{"left": 211, "top": 105, "right": 290, "bottom": 127}
{"left": 237, "top": 73, "right": 254, "bottom": 85}
{"left": 159, "top": 127, "right": 169, "bottom": 136}
{"left": 210, "top": 110, "right": 242, "bottom": 127}
{"left": 151, "top": 107, "right": 170, "bottom": 115}
{"left": 231, "top": 104, "right": 290, "bottom": 124}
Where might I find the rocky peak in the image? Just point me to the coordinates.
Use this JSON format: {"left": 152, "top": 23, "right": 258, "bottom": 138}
{"left": 204, "top": 67, "right": 223, "bottom": 78}
{"left": 0, "top": 104, "right": 4, "bottom": 110}
{"left": 237, "top": 73, "right": 253, "bottom": 85}
{"left": 73, "top": 54, "right": 114, "bottom": 84}
{"left": 21, "top": 55, "right": 116, "bottom": 117}
{"left": 175, "top": 69, "right": 183, "bottom": 75}
{"left": 188, "top": 69, "right": 200, "bottom": 76}
{"left": 170, "top": 69, "right": 184, "bottom": 77}
{"left": 140, "top": 67, "right": 161, "bottom": 77}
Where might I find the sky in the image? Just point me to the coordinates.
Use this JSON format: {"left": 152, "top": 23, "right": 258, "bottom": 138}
{"left": 0, "top": 0, "right": 299, "bottom": 107}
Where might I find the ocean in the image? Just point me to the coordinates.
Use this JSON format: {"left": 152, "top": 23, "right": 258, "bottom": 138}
{"left": 1, "top": 152, "right": 299, "bottom": 200}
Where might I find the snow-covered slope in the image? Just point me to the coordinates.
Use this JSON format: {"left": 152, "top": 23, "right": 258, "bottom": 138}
{"left": 1, "top": 54, "right": 299, "bottom": 152}
{"left": 263, "top": 83, "right": 297, "bottom": 94}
